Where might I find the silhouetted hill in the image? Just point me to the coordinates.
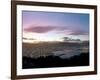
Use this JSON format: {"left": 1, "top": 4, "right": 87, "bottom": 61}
{"left": 22, "top": 53, "right": 89, "bottom": 69}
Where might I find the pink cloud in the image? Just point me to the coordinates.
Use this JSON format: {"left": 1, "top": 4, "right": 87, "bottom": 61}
{"left": 24, "top": 25, "right": 88, "bottom": 35}
{"left": 69, "top": 30, "right": 88, "bottom": 35}
{"left": 56, "top": 29, "right": 88, "bottom": 35}
{"left": 24, "top": 26, "right": 57, "bottom": 33}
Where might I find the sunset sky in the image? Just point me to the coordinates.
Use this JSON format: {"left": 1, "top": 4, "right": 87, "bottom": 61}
{"left": 22, "top": 11, "right": 89, "bottom": 43}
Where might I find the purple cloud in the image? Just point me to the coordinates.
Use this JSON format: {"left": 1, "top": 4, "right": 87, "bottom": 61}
{"left": 69, "top": 30, "right": 88, "bottom": 35}
{"left": 56, "top": 29, "right": 88, "bottom": 35}
{"left": 24, "top": 26, "right": 57, "bottom": 33}
{"left": 24, "top": 25, "right": 88, "bottom": 35}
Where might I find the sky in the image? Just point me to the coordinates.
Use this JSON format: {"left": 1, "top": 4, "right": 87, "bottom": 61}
{"left": 22, "top": 11, "right": 89, "bottom": 43}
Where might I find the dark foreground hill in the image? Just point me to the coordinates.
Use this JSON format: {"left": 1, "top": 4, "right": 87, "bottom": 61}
{"left": 22, "top": 52, "right": 89, "bottom": 69}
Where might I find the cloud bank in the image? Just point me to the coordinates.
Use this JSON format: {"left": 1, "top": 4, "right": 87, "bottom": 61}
{"left": 24, "top": 25, "right": 88, "bottom": 35}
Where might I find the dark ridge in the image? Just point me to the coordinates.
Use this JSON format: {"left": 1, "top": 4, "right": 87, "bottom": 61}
{"left": 22, "top": 53, "right": 89, "bottom": 69}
